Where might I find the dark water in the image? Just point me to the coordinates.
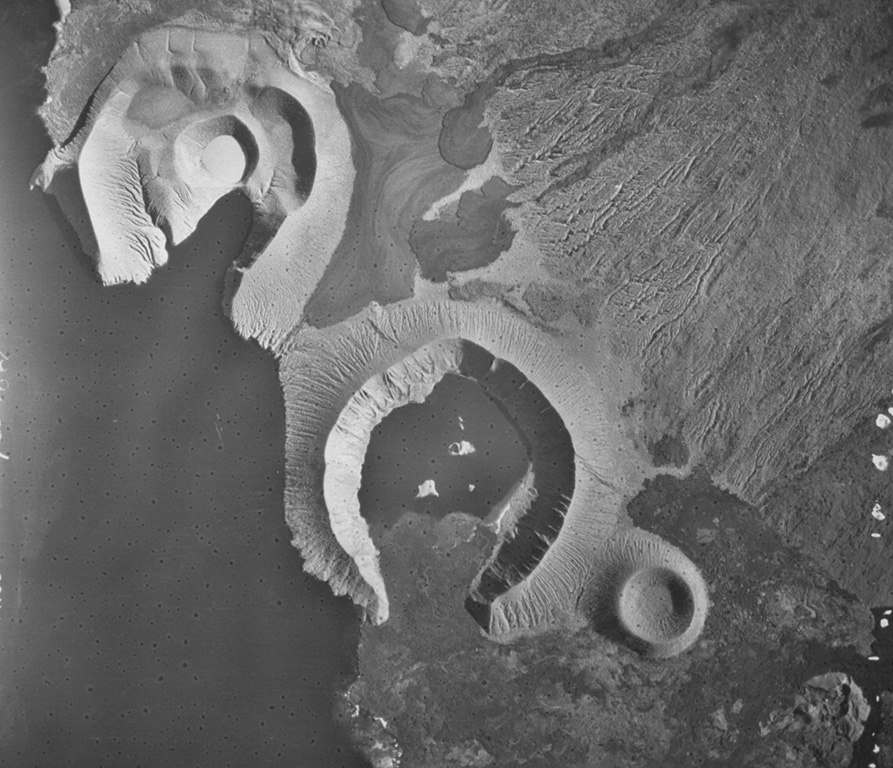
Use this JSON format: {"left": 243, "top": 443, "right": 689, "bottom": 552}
{"left": 359, "top": 372, "right": 529, "bottom": 535}
{"left": 0, "top": 4, "right": 369, "bottom": 766}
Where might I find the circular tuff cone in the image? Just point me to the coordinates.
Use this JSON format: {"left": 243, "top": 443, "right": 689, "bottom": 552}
{"left": 30, "top": 25, "right": 354, "bottom": 351}
{"left": 617, "top": 566, "right": 701, "bottom": 655}
{"left": 581, "top": 529, "right": 709, "bottom": 657}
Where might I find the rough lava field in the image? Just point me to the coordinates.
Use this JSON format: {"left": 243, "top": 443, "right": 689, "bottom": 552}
{"left": 23, "top": 0, "right": 893, "bottom": 765}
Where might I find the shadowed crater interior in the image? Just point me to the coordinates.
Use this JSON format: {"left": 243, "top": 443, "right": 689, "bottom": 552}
{"left": 355, "top": 339, "right": 579, "bottom": 623}
{"left": 617, "top": 566, "right": 697, "bottom": 645}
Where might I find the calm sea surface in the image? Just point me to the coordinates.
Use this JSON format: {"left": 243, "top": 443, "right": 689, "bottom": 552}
{"left": 0, "top": 4, "right": 369, "bottom": 766}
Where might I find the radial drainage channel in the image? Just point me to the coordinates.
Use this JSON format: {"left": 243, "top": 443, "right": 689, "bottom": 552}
{"left": 357, "top": 340, "right": 577, "bottom": 626}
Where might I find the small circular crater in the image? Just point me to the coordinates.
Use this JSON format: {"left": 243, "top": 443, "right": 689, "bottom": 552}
{"left": 178, "top": 115, "right": 260, "bottom": 186}
{"left": 200, "top": 135, "right": 247, "bottom": 185}
{"left": 617, "top": 566, "right": 696, "bottom": 647}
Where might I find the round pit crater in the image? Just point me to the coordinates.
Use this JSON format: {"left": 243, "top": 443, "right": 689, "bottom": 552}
{"left": 617, "top": 566, "right": 697, "bottom": 647}
{"left": 179, "top": 115, "right": 259, "bottom": 189}
{"left": 200, "top": 134, "right": 247, "bottom": 185}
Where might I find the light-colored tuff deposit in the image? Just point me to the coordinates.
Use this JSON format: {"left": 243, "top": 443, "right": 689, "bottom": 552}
{"left": 31, "top": 25, "right": 354, "bottom": 348}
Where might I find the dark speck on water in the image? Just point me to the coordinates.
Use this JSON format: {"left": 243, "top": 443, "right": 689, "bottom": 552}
{"left": 0, "top": 3, "right": 371, "bottom": 765}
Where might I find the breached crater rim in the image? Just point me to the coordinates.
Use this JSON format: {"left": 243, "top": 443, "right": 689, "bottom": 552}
{"left": 282, "top": 299, "right": 710, "bottom": 655}
{"left": 31, "top": 25, "right": 354, "bottom": 350}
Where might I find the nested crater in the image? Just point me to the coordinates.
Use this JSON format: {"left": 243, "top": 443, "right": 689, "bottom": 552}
{"left": 31, "top": 26, "right": 353, "bottom": 349}
{"left": 173, "top": 114, "right": 260, "bottom": 198}
{"left": 202, "top": 135, "right": 246, "bottom": 183}
{"left": 178, "top": 115, "right": 259, "bottom": 189}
